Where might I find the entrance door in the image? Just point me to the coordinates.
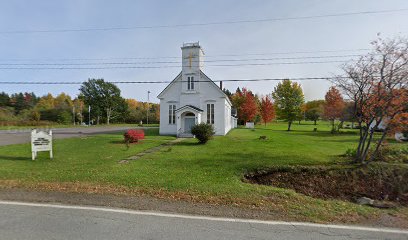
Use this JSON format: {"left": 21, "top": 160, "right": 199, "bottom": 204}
{"left": 184, "top": 118, "right": 195, "bottom": 133}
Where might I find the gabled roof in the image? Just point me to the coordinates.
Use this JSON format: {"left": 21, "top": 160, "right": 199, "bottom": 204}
{"left": 156, "top": 70, "right": 232, "bottom": 107}
{"left": 157, "top": 72, "right": 182, "bottom": 99}
{"left": 175, "top": 105, "right": 204, "bottom": 113}
{"left": 199, "top": 70, "right": 232, "bottom": 106}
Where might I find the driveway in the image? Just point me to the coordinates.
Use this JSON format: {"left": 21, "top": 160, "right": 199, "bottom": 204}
{"left": 0, "top": 126, "right": 154, "bottom": 146}
{"left": 0, "top": 201, "right": 407, "bottom": 240}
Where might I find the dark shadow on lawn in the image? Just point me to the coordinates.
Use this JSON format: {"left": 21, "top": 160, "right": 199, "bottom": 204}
{"left": 321, "top": 139, "right": 359, "bottom": 143}
{"left": 274, "top": 130, "right": 358, "bottom": 137}
{"left": 109, "top": 140, "right": 149, "bottom": 145}
{"left": 0, "top": 155, "right": 31, "bottom": 161}
{"left": 247, "top": 128, "right": 358, "bottom": 135}
{"left": 294, "top": 131, "right": 358, "bottom": 137}
{"left": 109, "top": 140, "right": 145, "bottom": 152}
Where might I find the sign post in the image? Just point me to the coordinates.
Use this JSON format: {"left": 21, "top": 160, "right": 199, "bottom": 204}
{"left": 147, "top": 90, "right": 150, "bottom": 125}
{"left": 31, "top": 129, "right": 53, "bottom": 160}
{"left": 88, "top": 105, "right": 91, "bottom": 126}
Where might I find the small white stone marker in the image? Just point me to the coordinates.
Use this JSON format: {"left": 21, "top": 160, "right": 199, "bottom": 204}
{"left": 31, "top": 129, "right": 53, "bottom": 160}
{"left": 245, "top": 122, "right": 255, "bottom": 129}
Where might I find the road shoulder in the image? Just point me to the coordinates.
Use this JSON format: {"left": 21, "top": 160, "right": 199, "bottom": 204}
{"left": 1, "top": 187, "right": 407, "bottom": 229}
{"left": 0, "top": 187, "right": 277, "bottom": 220}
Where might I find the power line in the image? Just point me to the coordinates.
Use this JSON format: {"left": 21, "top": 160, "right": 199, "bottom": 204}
{"left": 0, "top": 54, "right": 361, "bottom": 66}
{"left": 205, "top": 49, "right": 371, "bottom": 58}
{"left": 210, "top": 60, "right": 348, "bottom": 67}
{"left": 0, "top": 48, "right": 370, "bottom": 62}
{"left": 0, "top": 77, "right": 344, "bottom": 85}
{"left": 0, "top": 60, "right": 351, "bottom": 70}
{"left": 1, "top": 9, "right": 407, "bottom": 34}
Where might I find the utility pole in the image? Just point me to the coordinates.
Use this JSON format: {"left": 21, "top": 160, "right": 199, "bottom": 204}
{"left": 88, "top": 105, "right": 91, "bottom": 126}
{"left": 73, "top": 106, "right": 75, "bottom": 125}
{"left": 147, "top": 91, "right": 151, "bottom": 125}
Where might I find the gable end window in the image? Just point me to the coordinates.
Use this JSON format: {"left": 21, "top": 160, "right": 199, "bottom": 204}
{"left": 207, "top": 104, "right": 214, "bottom": 124}
{"left": 168, "top": 105, "right": 176, "bottom": 124}
{"left": 187, "top": 76, "right": 194, "bottom": 90}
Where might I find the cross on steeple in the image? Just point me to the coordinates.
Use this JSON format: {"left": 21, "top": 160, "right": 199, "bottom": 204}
{"left": 181, "top": 42, "right": 203, "bottom": 71}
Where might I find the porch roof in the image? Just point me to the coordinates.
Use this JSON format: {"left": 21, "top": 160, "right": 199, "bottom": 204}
{"left": 175, "top": 105, "right": 204, "bottom": 113}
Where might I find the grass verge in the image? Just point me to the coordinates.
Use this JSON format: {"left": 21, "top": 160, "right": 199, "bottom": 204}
{"left": 0, "top": 122, "right": 407, "bottom": 225}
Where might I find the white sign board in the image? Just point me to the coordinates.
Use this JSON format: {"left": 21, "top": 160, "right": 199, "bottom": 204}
{"left": 245, "top": 122, "right": 255, "bottom": 129}
{"left": 31, "top": 129, "right": 53, "bottom": 160}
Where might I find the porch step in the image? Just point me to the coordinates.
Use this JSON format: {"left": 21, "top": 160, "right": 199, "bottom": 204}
{"left": 178, "top": 133, "right": 194, "bottom": 138}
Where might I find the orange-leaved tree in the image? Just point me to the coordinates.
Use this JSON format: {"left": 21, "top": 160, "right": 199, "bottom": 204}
{"left": 360, "top": 87, "right": 408, "bottom": 161}
{"left": 259, "top": 96, "right": 275, "bottom": 126}
{"left": 334, "top": 36, "right": 408, "bottom": 163}
{"left": 323, "top": 87, "right": 345, "bottom": 133}
{"left": 238, "top": 88, "right": 258, "bottom": 123}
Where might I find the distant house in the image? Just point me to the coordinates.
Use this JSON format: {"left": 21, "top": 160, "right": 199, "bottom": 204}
{"left": 157, "top": 42, "right": 237, "bottom": 137}
{"left": 369, "top": 119, "right": 388, "bottom": 131}
{"left": 369, "top": 118, "right": 407, "bottom": 141}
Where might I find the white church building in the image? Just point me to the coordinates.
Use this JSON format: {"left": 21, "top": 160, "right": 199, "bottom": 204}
{"left": 158, "top": 42, "right": 237, "bottom": 137}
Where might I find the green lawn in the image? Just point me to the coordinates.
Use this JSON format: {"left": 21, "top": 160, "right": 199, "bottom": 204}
{"left": 0, "top": 121, "right": 406, "bottom": 223}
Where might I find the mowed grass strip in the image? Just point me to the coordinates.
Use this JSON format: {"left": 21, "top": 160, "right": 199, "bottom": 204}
{"left": 0, "top": 128, "right": 174, "bottom": 182}
{"left": 0, "top": 122, "right": 406, "bottom": 223}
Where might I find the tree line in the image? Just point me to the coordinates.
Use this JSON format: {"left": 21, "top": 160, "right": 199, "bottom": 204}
{"left": 0, "top": 79, "right": 159, "bottom": 126}
{"left": 224, "top": 81, "right": 354, "bottom": 131}
{"left": 225, "top": 36, "right": 407, "bottom": 164}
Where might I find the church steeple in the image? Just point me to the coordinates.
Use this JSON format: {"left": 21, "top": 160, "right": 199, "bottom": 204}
{"left": 180, "top": 42, "right": 204, "bottom": 92}
{"left": 181, "top": 42, "right": 204, "bottom": 73}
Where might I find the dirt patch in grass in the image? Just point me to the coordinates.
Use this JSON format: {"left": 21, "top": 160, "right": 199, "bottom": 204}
{"left": 244, "top": 164, "right": 408, "bottom": 206}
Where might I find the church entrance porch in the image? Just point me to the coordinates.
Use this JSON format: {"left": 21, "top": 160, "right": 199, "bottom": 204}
{"left": 184, "top": 114, "right": 195, "bottom": 133}
{"left": 175, "top": 105, "right": 203, "bottom": 138}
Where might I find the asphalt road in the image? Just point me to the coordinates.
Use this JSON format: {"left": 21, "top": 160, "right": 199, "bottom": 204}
{"left": 0, "top": 126, "right": 152, "bottom": 146}
{"left": 0, "top": 202, "right": 407, "bottom": 240}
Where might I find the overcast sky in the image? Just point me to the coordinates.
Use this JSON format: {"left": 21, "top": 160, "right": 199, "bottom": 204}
{"left": 0, "top": 0, "right": 407, "bottom": 103}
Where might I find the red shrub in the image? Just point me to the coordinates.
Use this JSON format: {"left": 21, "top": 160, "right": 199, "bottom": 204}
{"left": 124, "top": 129, "right": 145, "bottom": 143}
